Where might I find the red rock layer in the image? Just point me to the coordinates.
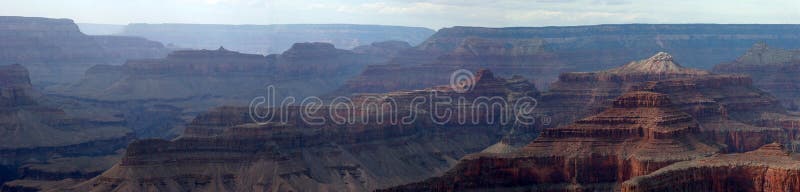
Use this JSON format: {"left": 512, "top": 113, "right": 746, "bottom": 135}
{"left": 539, "top": 52, "right": 795, "bottom": 153}
{"left": 622, "top": 143, "right": 800, "bottom": 192}
{"left": 383, "top": 91, "right": 718, "bottom": 191}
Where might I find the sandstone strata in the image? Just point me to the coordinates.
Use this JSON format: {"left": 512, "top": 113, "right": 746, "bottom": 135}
{"left": 384, "top": 91, "right": 718, "bottom": 191}
{"left": 622, "top": 143, "right": 800, "bottom": 192}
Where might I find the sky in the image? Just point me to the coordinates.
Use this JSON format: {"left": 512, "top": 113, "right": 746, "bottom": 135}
{"left": 1, "top": 0, "right": 799, "bottom": 29}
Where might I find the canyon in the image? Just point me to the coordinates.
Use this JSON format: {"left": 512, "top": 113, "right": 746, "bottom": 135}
{"left": 114, "top": 23, "right": 435, "bottom": 54}
{"left": 0, "top": 16, "right": 168, "bottom": 86}
{"left": 713, "top": 42, "right": 800, "bottom": 110}
{"left": 382, "top": 53, "right": 800, "bottom": 191}
{"left": 0, "top": 64, "right": 132, "bottom": 185}
{"left": 24, "top": 69, "right": 540, "bottom": 191}
{"left": 339, "top": 24, "right": 800, "bottom": 93}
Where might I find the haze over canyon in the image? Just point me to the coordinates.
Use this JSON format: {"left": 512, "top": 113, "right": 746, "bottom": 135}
{"left": 2, "top": 1, "right": 800, "bottom": 191}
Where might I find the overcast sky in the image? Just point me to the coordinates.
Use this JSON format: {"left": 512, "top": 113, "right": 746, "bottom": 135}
{"left": 2, "top": 0, "right": 798, "bottom": 29}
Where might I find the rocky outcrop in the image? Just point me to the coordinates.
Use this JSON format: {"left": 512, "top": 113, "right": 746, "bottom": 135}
{"left": 339, "top": 24, "right": 800, "bottom": 94}
{"left": 47, "top": 70, "right": 540, "bottom": 191}
{"left": 713, "top": 43, "right": 800, "bottom": 110}
{"left": 117, "top": 23, "right": 435, "bottom": 54}
{"left": 0, "top": 16, "right": 168, "bottom": 85}
{"left": 0, "top": 65, "right": 132, "bottom": 184}
{"left": 384, "top": 91, "right": 719, "bottom": 191}
{"left": 539, "top": 52, "right": 709, "bottom": 126}
{"left": 622, "top": 143, "right": 800, "bottom": 192}
{"left": 533, "top": 52, "right": 797, "bottom": 153}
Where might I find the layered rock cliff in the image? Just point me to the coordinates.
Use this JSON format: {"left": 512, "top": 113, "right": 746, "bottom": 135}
{"left": 535, "top": 52, "right": 796, "bottom": 152}
{"left": 622, "top": 143, "right": 800, "bottom": 192}
{"left": 53, "top": 42, "right": 399, "bottom": 115}
{"left": 0, "top": 16, "right": 168, "bottom": 85}
{"left": 713, "top": 43, "right": 800, "bottom": 110}
{"left": 0, "top": 65, "right": 132, "bottom": 184}
{"left": 339, "top": 24, "right": 800, "bottom": 94}
{"left": 44, "top": 70, "right": 539, "bottom": 192}
{"left": 117, "top": 23, "right": 435, "bottom": 54}
{"left": 384, "top": 91, "right": 719, "bottom": 191}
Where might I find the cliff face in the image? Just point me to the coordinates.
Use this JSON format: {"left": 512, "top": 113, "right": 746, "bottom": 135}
{"left": 0, "top": 65, "right": 132, "bottom": 185}
{"left": 539, "top": 52, "right": 709, "bottom": 126}
{"left": 534, "top": 52, "right": 795, "bottom": 153}
{"left": 384, "top": 91, "right": 719, "bottom": 191}
{"left": 339, "top": 24, "right": 800, "bottom": 94}
{"left": 622, "top": 143, "right": 800, "bottom": 192}
{"left": 46, "top": 70, "right": 539, "bottom": 192}
{"left": 338, "top": 36, "right": 567, "bottom": 93}
{"left": 0, "top": 16, "right": 168, "bottom": 85}
{"left": 117, "top": 23, "right": 435, "bottom": 54}
{"left": 713, "top": 43, "right": 800, "bottom": 110}
{"left": 54, "top": 42, "right": 398, "bottom": 115}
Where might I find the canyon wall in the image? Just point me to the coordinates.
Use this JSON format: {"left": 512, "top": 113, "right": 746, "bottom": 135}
{"left": 339, "top": 24, "right": 800, "bottom": 93}
{"left": 38, "top": 70, "right": 540, "bottom": 192}
{"left": 116, "top": 23, "right": 435, "bottom": 54}
{"left": 0, "top": 16, "right": 168, "bottom": 85}
{"left": 713, "top": 43, "right": 800, "bottom": 110}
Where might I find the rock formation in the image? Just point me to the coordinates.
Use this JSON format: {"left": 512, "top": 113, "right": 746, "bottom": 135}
{"left": 49, "top": 42, "right": 404, "bottom": 130}
{"left": 0, "top": 64, "right": 132, "bottom": 184}
{"left": 40, "top": 69, "right": 539, "bottom": 192}
{"left": 713, "top": 42, "right": 800, "bottom": 110}
{"left": 116, "top": 23, "right": 435, "bottom": 54}
{"left": 539, "top": 52, "right": 709, "bottom": 126}
{"left": 622, "top": 143, "right": 800, "bottom": 192}
{"left": 384, "top": 91, "right": 719, "bottom": 191}
{"left": 534, "top": 52, "right": 796, "bottom": 153}
{"left": 0, "top": 16, "right": 168, "bottom": 85}
{"left": 339, "top": 24, "right": 800, "bottom": 94}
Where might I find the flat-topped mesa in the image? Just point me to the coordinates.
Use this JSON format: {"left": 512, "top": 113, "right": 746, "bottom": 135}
{"left": 622, "top": 143, "right": 800, "bottom": 192}
{"left": 542, "top": 91, "right": 697, "bottom": 140}
{"left": 124, "top": 47, "right": 267, "bottom": 73}
{"left": 280, "top": 42, "right": 350, "bottom": 59}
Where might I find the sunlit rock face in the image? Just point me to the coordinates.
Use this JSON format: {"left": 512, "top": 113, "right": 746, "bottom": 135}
{"left": 116, "top": 23, "right": 435, "bottom": 54}
{"left": 714, "top": 42, "right": 800, "bottom": 110}
{"left": 0, "top": 16, "right": 168, "bottom": 85}
{"left": 339, "top": 24, "right": 800, "bottom": 94}
{"left": 46, "top": 70, "right": 541, "bottom": 192}
{"left": 382, "top": 53, "right": 800, "bottom": 191}
{"left": 622, "top": 143, "right": 800, "bottom": 192}
{"left": 383, "top": 91, "right": 719, "bottom": 191}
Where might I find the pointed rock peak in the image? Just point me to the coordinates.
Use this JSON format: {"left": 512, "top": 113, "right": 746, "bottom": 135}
{"left": 750, "top": 142, "right": 790, "bottom": 156}
{"left": 217, "top": 46, "right": 228, "bottom": 52}
{"left": 649, "top": 52, "right": 674, "bottom": 62}
{"left": 606, "top": 52, "right": 709, "bottom": 76}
